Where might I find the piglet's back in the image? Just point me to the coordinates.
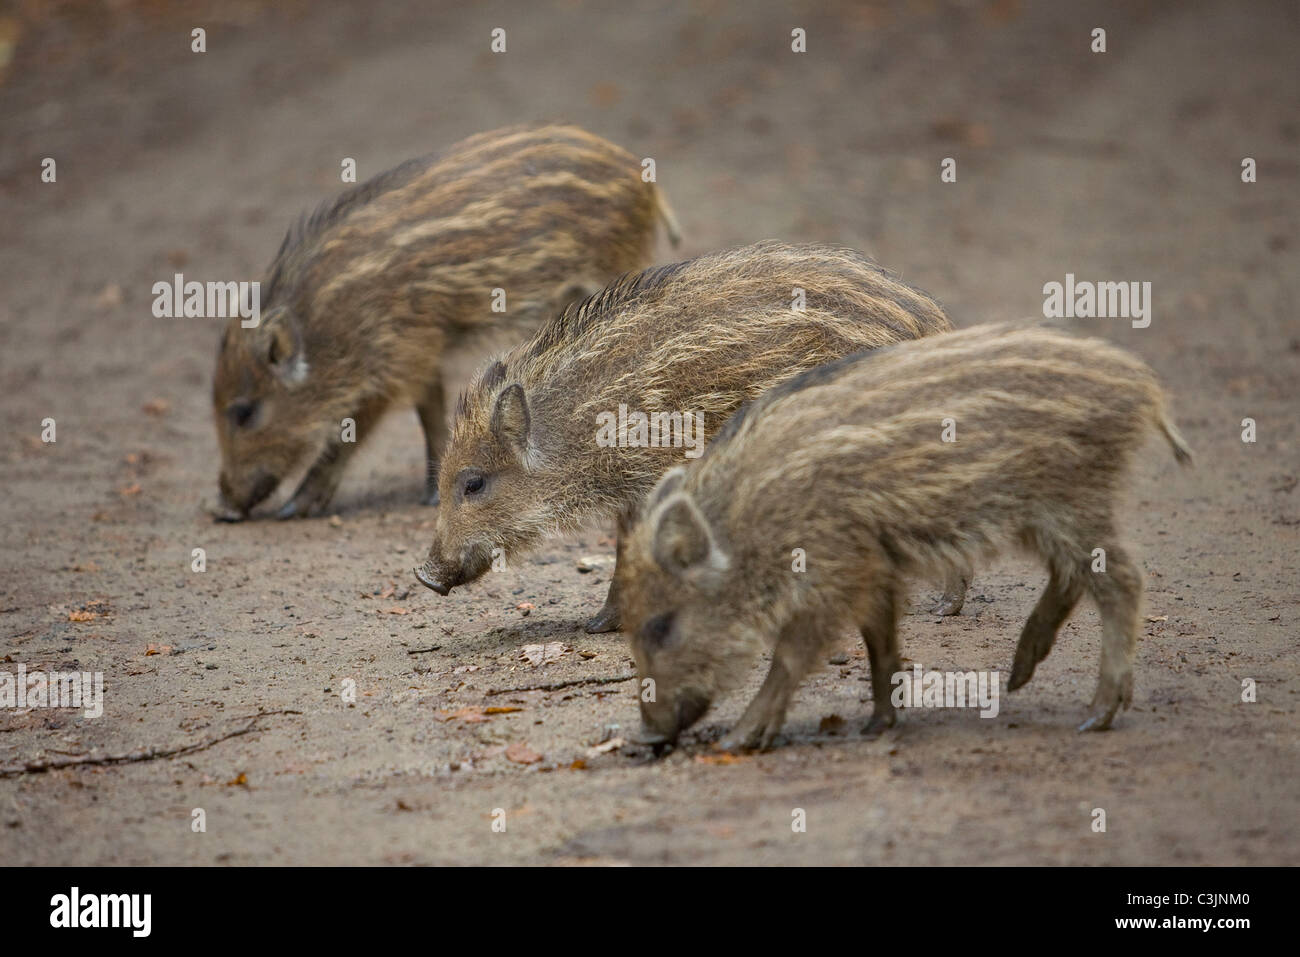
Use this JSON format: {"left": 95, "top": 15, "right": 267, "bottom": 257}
{"left": 469, "top": 241, "right": 954, "bottom": 454}
{"left": 700, "top": 324, "right": 1184, "bottom": 549}
{"left": 268, "top": 124, "right": 662, "bottom": 343}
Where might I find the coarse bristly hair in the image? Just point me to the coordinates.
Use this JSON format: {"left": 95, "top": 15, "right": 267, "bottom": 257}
{"left": 213, "top": 123, "right": 675, "bottom": 517}
{"left": 426, "top": 241, "right": 956, "bottom": 594}
{"left": 448, "top": 239, "right": 952, "bottom": 509}
{"left": 618, "top": 322, "right": 1192, "bottom": 750}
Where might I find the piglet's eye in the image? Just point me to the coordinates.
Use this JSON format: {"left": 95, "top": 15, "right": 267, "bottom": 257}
{"left": 226, "top": 400, "right": 258, "bottom": 429}
{"left": 462, "top": 473, "right": 486, "bottom": 497}
{"left": 640, "top": 612, "right": 674, "bottom": 647}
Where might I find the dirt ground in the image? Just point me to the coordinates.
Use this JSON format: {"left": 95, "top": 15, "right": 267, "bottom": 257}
{"left": 1, "top": 0, "right": 1296, "bottom": 865}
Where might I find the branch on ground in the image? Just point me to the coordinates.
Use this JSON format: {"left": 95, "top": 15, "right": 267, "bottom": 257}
{"left": 0, "top": 709, "right": 302, "bottom": 778}
{"left": 485, "top": 674, "right": 635, "bottom": 696}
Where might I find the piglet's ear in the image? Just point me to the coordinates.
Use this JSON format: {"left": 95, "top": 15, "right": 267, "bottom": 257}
{"left": 647, "top": 466, "right": 689, "bottom": 510}
{"left": 490, "top": 384, "right": 531, "bottom": 458}
{"left": 256, "top": 306, "right": 307, "bottom": 385}
{"left": 651, "top": 493, "right": 728, "bottom": 580}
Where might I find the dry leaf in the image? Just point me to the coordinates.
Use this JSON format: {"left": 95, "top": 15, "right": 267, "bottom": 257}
{"left": 589, "top": 81, "right": 622, "bottom": 107}
{"left": 520, "top": 642, "right": 567, "bottom": 666}
{"left": 931, "top": 118, "right": 990, "bottom": 148}
{"left": 818, "top": 714, "right": 847, "bottom": 734}
{"left": 93, "top": 283, "right": 124, "bottom": 310}
{"left": 694, "top": 752, "right": 748, "bottom": 765}
{"left": 379, "top": 607, "right": 409, "bottom": 616}
{"left": 118, "top": 483, "right": 142, "bottom": 497}
{"left": 225, "top": 772, "right": 248, "bottom": 787}
{"left": 1146, "top": 615, "right": 1168, "bottom": 623}
{"left": 437, "top": 707, "right": 488, "bottom": 723}
{"left": 141, "top": 398, "right": 170, "bottom": 416}
{"left": 585, "top": 736, "right": 625, "bottom": 758}
{"left": 68, "top": 610, "right": 97, "bottom": 622}
{"left": 143, "top": 643, "right": 173, "bottom": 656}
{"left": 569, "top": 759, "right": 587, "bottom": 771}
{"left": 483, "top": 706, "right": 523, "bottom": 715}
{"left": 505, "top": 742, "right": 543, "bottom": 764}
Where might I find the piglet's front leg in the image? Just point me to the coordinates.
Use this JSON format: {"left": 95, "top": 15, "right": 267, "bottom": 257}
{"left": 278, "top": 399, "right": 386, "bottom": 519}
{"left": 720, "top": 624, "right": 820, "bottom": 752}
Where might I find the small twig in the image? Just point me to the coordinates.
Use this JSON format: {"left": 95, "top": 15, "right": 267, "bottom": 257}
{"left": 0, "top": 709, "right": 301, "bottom": 778}
{"left": 230, "top": 709, "right": 301, "bottom": 722}
{"left": 485, "top": 674, "right": 635, "bottom": 696}
{"left": 405, "top": 645, "right": 443, "bottom": 656}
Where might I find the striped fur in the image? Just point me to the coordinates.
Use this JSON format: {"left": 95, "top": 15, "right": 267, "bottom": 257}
{"left": 418, "top": 241, "right": 954, "bottom": 629}
{"left": 618, "top": 323, "right": 1192, "bottom": 749}
{"left": 213, "top": 124, "right": 675, "bottom": 518}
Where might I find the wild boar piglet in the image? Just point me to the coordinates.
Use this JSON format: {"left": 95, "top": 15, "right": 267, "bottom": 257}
{"left": 415, "top": 240, "right": 958, "bottom": 631}
{"left": 213, "top": 124, "right": 677, "bottom": 520}
{"left": 618, "top": 323, "right": 1192, "bottom": 750}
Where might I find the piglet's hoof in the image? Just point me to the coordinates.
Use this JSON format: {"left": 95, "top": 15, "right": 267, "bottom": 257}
{"left": 584, "top": 604, "right": 621, "bottom": 634}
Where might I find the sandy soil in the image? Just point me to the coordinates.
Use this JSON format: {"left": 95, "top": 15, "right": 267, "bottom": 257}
{"left": 1, "top": 0, "right": 1296, "bottom": 865}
